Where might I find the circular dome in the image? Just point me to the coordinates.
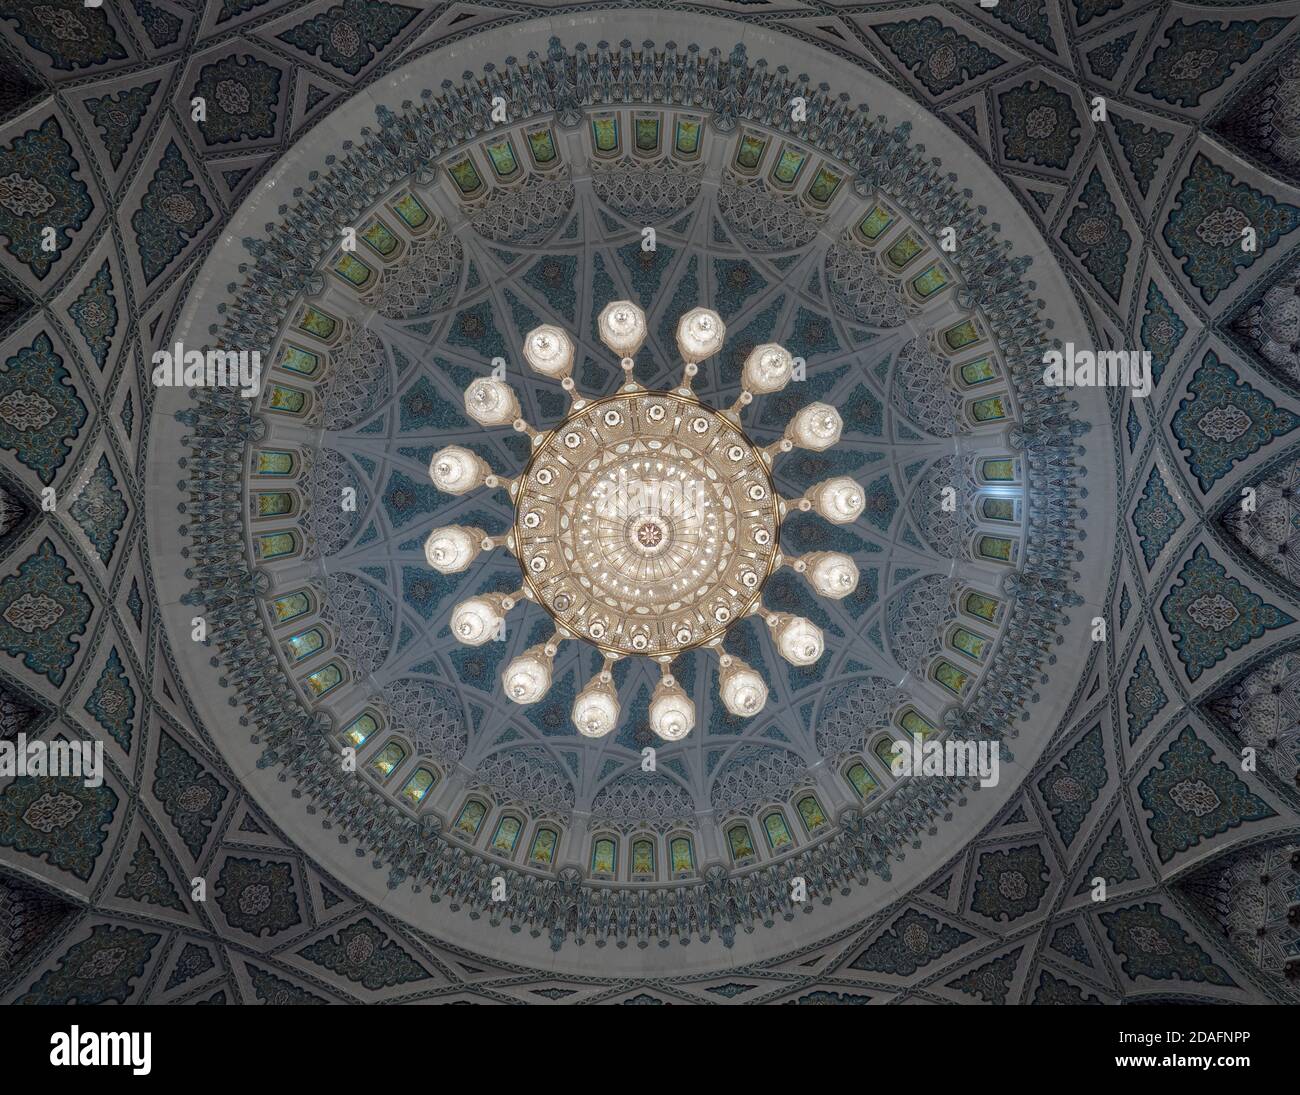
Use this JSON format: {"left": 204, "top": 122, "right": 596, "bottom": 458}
{"left": 147, "top": 11, "right": 1111, "bottom": 975}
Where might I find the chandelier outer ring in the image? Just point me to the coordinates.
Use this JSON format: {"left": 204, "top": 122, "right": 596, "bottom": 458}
{"left": 511, "top": 387, "right": 783, "bottom": 658}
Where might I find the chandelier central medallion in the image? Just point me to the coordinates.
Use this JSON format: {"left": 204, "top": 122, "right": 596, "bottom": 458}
{"left": 424, "top": 302, "right": 865, "bottom": 742}
{"left": 516, "top": 390, "right": 779, "bottom": 657}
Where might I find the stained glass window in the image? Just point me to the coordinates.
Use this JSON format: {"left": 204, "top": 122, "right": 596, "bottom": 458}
{"left": 771, "top": 145, "right": 807, "bottom": 186}
{"left": 981, "top": 459, "right": 1016, "bottom": 482}
{"left": 944, "top": 320, "right": 981, "bottom": 350}
{"left": 762, "top": 811, "right": 794, "bottom": 850}
{"left": 634, "top": 115, "right": 660, "bottom": 153}
{"left": 284, "top": 627, "right": 324, "bottom": 662}
{"left": 899, "top": 709, "right": 938, "bottom": 738}
{"left": 331, "top": 253, "right": 374, "bottom": 288}
{"left": 454, "top": 799, "right": 487, "bottom": 837}
{"left": 970, "top": 396, "right": 1008, "bottom": 422}
{"left": 269, "top": 590, "right": 311, "bottom": 624}
{"left": 959, "top": 356, "right": 997, "bottom": 386}
{"left": 400, "top": 767, "right": 436, "bottom": 807}
{"left": 727, "top": 823, "right": 756, "bottom": 862}
{"left": 370, "top": 740, "right": 406, "bottom": 779}
{"left": 674, "top": 117, "right": 701, "bottom": 157}
{"left": 485, "top": 139, "right": 519, "bottom": 179}
{"left": 254, "top": 531, "right": 297, "bottom": 560}
{"left": 527, "top": 127, "right": 558, "bottom": 165}
{"left": 911, "top": 263, "right": 948, "bottom": 298}
{"left": 981, "top": 497, "right": 1017, "bottom": 522}
{"left": 296, "top": 306, "right": 337, "bottom": 341}
{"left": 932, "top": 659, "right": 970, "bottom": 695}
{"left": 360, "top": 219, "right": 400, "bottom": 257}
{"left": 529, "top": 827, "right": 558, "bottom": 866}
{"left": 276, "top": 344, "right": 319, "bottom": 377}
{"left": 951, "top": 627, "right": 989, "bottom": 661}
{"left": 631, "top": 838, "right": 655, "bottom": 876}
{"left": 302, "top": 663, "right": 343, "bottom": 698}
{"left": 254, "top": 491, "right": 294, "bottom": 518}
{"left": 977, "top": 535, "right": 1016, "bottom": 563}
{"left": 805, "top": 165, "right": 842, "bottom": 205}
{"left": 856, "top": 205, "right": 896, "bottom": 241}
{"left": 341, "top": 712, "right": 378, "bottom": 748}
{"left": 447, "top": 156, "right": 483, "bottom": 195}
{"left": 873, "top": 735, "right": 901, "bottom": 772}
{"left": 591, "top": 837, "right": 617, "bottom": 874}
{"left": 669, "top": 837, "right": 694, "bottom": 873}
{"left": 264, "top": 385, "right": 307, "bottom": 415}
{"left": 797, "top": 795, "right": 828, "bottom": 833}
{"left": 491, "top": 815, "right": 522, "bottom": 855}
{"left": 963, "top": 591, "right": 1002, "bottom": 622}
{"left": 388, "top": 193, "right": 429, "bottom": 231}
{"left": 845, "top": 762, "right": 878, "bottom": 800}
{"left": 886, "top": 230, "right": 924, "bottom": 269}
{"left": 591, "top": 115, "right": 619, "bottom": 154}
{"left": 253, "top": 449, "right": 295, "bottom": 476}
{"left": 735, "top": 133, "right": 766, "bottom": 171}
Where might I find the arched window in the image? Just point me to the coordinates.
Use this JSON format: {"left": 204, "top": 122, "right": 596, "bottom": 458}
{"left": 369, "top": 740, "right": 406, "bottom": 780}
{"left": 268, "top": 590, "right": 312, "bottom": 625}
{"left": 796, "top": 794, "right": 828, "bottom": 834}
{"left": 301, "top": 662, "right": 343, "bottom": 698}
{"left": 252, "top": 491, "right": 296, "bottom": 519}
{"left": 590, "top": 836, "right": 617, "bottom": 876}
{"left": 296, "top": 305, "right": 339, "bottom": 343}
{"left": 845, "top": 762, "right": 878, "bottom": 801}
{"left": 931, "top": 658, "right": 970, "bottom": 696}
{"left": 490, "top": 815, "right": 522, "bottom": 857}
{"left": 899, "top": 708, "right": 938, "bottom": 739}
{"left": 950, "top": 626, "right": 990, "bottom": 662}
{"left": 957, "top": 355, "right": 998, "bottom": 387}
{"left": 340, "top": 711, "right": 379, "bottom": 748}
{"left": 762, "top": 810, "right": 794, "bottom": 852}
{"left": 284, "top": 626, "right": 326, "bottom": 663}
{"left": 963, "top": 590, "right": 1003, "bottom": 622}
{"left": 528, "top": 826, "right": 559, "bottom": 867}
{"left": 253, "top": 531, "right": 299, "bottom": 561}
{"left": 263, "top": 384, "right": 309, "bottom": 417}
{"left": 769, "top": 143, "right": 807, "bottom": 189}
{"left": 399, "top": 766, "right": 437, "bottom": 807}
{"left": 872, "top": 734, "right": 902, "bottom": 773}
{"left": 669, "top": 836, "right": 695, "bottom": 875}
{"left": 591, "top": 113, "right": 620, "bottom": 157}
{"left": 855, "top": 204, "right": 896, "bottom": 243}
{"left": 631, "top": 837, "right": 656, "bottom": 879}
{"left": 525, "top": 126, "right": 559, "bottom": 169}
{"left": 942, "top": 319, "right": 982, "bottom": 351}
{"left": 447, "top": 155, "right": 484, "bottom": 197}
{"left": 727, "top": 823, "right": 757, "bottom": 864}
{"left": 253, "top": 449, "right": 297, "bottom": 476}
{"left": 331, "top": 252, "right": 376, "bottom": 290}
{"left": 673, "top": 116, "right": 702, "bottom": 160}
{"left": 885, "top": 229, "right": 924, "bottom": 270}
{"left": 453, "top": 798, "right": 487, "bottom": 838}
{"left": 975, "top": 534, "right": 1018, "bottom": 564}
{"left": 909, "top": 262, "right": 949, "bottom": 300}
{"left": 968, "top": 395, "right": 1008, "bottom": 423}
{"left": 980, "top": 496, "right": 1018, "bottom": 523}
{"left": 359, "top": 217, "right": 401, "bottom": 258}
{"left": 387, "top": 192, "right": 431, "bottom": 233}
{"left": 979, "top": 458, "right": 1019, "bottom": 483}
{"left": 804, "top": 164, "right": 843, "bottom": 207}
{"left": 633, "top": 113, "right": 661, "bottom": 157}
{"left": 274, "top": 344, "right": 320, "bottom": 379}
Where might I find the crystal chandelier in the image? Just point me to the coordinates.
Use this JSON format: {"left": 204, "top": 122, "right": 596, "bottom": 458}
{"left": 425, "top": 302, "right": 862, "bottom": 741}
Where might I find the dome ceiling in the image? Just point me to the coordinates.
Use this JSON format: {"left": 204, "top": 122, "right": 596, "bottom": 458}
{"left": 0, "top": 1, "right": 1297, "bottom": 1005}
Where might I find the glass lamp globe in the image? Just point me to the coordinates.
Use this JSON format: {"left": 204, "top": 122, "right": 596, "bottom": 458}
{"left": 572, "top": 682, "right": 620, "bottom": 737}
{"left": 741, "top": 344, "right": 794, "bottom": 393}
{"left": 429, "top": 445, "right": 488, "bottom": 495}
{"left": 775, "top": 616, "right": 824, "bottom": 666}
{"left": 806, "top": 552, "right": 859, "bottom": 599}
{"left": 675, "top": 307, "right": 726, "bottom": 364}
{"left": 812, "top": 477, "right": 866, "bottom": 524}
{"left": 523, "top": 324, "right": 575, "bottom": 378}
{"left": 788, "top": 402, "right": 843, "bottom": 451}
{"left": 502, "top": 648, "right": 553, "bottom": 705}
{"left": 423, "top": 525, "right": 480, "bottom": 574}
{"left": 464, "top": 377, "right": 519, "bottom": 427}
{"left": 597, "top": 300, "right": 648, "bottom": 357}
{"left": 649, "top": 681, "right": 695, "bottom": 741}
{"left": 719, "top": 662, "right": 768, "bottom": 717}
{"left": 450, "top": 597, "right": 503, "bottom": 646}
